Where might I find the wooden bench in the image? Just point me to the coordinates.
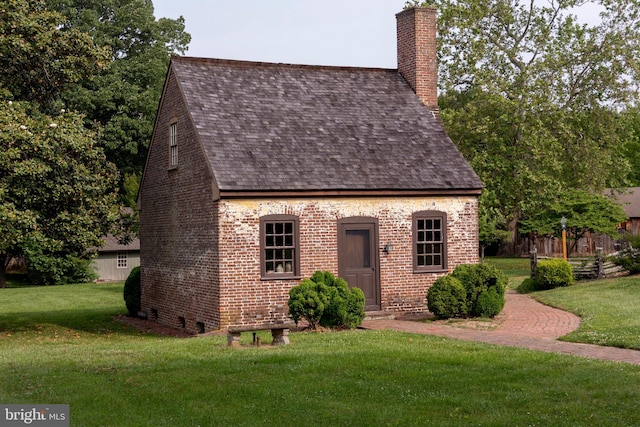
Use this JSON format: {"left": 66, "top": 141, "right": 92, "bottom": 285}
{"left": 227, "top": 324, "right": 295, "bottom": 347}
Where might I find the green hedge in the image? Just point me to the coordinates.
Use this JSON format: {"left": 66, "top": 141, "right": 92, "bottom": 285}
{"left": 518, "top": 259, "right": 574, "bottom": 293}
{"left": 123, "top": 266, "right": 141, "bottom": 317}
{"left": 427, "top": 263, "right": 507, "bottom": 319}
{"left": 535, "top": 259, "right": 574, "bottom": 290}
{"left": 426, "top": 275, "right": 468, "bottom": 319}
{"left": 288, "top": 270, "right": 365, "bottom": 329}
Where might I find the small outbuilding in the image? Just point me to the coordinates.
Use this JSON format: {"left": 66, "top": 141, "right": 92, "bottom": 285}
{"left": 93, "top": 235, "right": 140, "bottom": 282}
{"left": 138, "top": 7, "right": 483, "bottom": 333}
{"left": 609, "top": 187, "right": 640, "bottom": 234}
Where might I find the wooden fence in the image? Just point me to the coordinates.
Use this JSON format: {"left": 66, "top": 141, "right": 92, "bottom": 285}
{"left": 529, "top": 251, "right": 626, "bottom": 281}
{"left": 504, "top": 232, "right": 623, "bottom": 257}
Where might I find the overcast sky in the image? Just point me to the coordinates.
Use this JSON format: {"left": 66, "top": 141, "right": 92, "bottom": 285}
{"left": 152, "top": 1, "right": 603, "bottom": 69}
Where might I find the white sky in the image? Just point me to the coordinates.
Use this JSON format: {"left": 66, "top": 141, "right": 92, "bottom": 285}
{"left": 152, "top": 1, "right": 603, "bottom": 69}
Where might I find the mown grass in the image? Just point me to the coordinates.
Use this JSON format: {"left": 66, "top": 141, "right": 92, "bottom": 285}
{"left": 533, "top": 276, "right": 640, "bottom": 350}
{"left": 486, "top": 257, "right": 640, "bottom": 349}
{"left": 1, "top": 283, "right": 640, "bottom": 426}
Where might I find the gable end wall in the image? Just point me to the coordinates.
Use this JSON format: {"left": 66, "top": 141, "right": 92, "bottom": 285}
{"left": 139, "top": 69, "right": 220, "bottom": 333}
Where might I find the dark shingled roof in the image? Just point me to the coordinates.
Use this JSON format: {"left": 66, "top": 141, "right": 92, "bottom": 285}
{"left": 99, "top": 235, "right": 140, "bottom": 252}
{"left": 171, "top": 57, "right": 482, "bottom": 193}
{"left": 607, "top": 187, "right": 640, "bottom": 218}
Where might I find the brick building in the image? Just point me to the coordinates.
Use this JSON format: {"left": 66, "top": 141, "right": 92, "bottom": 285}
{"left": 138, "top": 7, "right": 483, "bottom": 334}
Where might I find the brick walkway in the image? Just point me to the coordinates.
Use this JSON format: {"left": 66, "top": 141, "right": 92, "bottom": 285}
{"left": 361, "top": 291, "right": 640, "bottom": 365}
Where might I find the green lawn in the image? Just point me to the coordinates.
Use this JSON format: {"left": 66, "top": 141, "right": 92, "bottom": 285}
{"left": 485, "top": 257, "right": 640, "bottom": 350}
{"left": 1, "top": 283, "right": 640, "bottom": 426}
{"left": 533, "top": 276, "right": 640, "bottom": 349}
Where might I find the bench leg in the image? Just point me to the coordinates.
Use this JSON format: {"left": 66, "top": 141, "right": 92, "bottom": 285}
{"left": 227, "top": 331, "right": 241, "bottom": 347}
{"left": 271, "top": 328, "right": 290, "bottom": 345}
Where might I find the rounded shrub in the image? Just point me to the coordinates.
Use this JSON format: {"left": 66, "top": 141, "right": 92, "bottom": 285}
{"left": 427, "top": 275, "right": 468, "bottom": 319}
{"left": 288, "top": 270, "right": 365, "bottom": 329}
{"left": 475, "top": 288, "right": 505, "bottom": 318}
{"left": 123, "top": 266, "right": 141, "bottom": 317}
{"left": 345, "top": 287, "right": 366, "bottom": 329}
{"left": 287, "top": 279, "right": 328, "bottom": 329}
{"left": 451, "top": 263, "right": 507, "bottom": 317}
{"left": 535, "top": 259, "right": 574, "bottom": 289}
{"left": 449, "top": 264, "right": 479, "bottom": 302}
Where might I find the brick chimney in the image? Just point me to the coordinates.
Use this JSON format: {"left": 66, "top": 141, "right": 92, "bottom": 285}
{"left": 396, "top": 7, "right": 439, "bottom": 116}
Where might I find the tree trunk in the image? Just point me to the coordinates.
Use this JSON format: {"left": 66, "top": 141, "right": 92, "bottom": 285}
{"left": 0, "top": 254, "right": 8, "bottom": 288}
{"left": 507, "top": 212, "right": 521, "bottom": 256}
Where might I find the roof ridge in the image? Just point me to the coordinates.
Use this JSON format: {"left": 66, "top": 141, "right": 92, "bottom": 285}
{"left": 171, "top": 55, "right": 397, "bottom": 73}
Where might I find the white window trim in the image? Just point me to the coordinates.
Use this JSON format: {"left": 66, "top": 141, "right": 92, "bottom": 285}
{"left": 169, "top": 122, "right": 178, "bottom": 167}
{"left": 117, "top": 252, "right": 128, "bottom": 269}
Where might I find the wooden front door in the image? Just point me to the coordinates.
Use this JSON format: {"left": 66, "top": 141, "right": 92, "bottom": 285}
{"left": 338, "top": 218, "right": 380, "bottom": 311}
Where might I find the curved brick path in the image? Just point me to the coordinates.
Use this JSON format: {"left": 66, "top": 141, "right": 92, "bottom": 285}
{"left": 362, "top": 291, "right": 640, "bottom": 365}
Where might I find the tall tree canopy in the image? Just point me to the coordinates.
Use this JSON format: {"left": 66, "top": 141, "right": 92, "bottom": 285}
{"left": 410, "top": 0, "right": 640, "bottom": 243}
{"left": 0, "top": 0, "right": 120, "bottom": 286}
{"left": 0, "top": 0, "right": 109, "bottom": 112}
{"left": 46, "top": 0, "right": 191, "bottom": 177}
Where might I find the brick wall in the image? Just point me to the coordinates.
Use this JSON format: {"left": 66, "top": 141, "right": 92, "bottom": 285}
{"left": 216, "top": 197, "right": 479, "bottom": 329}
{"left": 397, "top": 7, "right": 439, "bottom": 114}
{"left": 139, "top": 69, "right": 221, "bottom": 334}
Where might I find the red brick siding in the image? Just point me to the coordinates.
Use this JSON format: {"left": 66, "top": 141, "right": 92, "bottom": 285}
{"left": 139, "top": 70, "right": 221, "bottom": 333}
{"left": 397, "top": 7, "right": 439, "bottom": 112}
{"left": 216, "top": 198, "right": 478, "bottom": 329}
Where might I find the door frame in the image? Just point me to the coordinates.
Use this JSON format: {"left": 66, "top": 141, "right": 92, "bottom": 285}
{"left": 337, "top": 217, "right": 381, "bottom": 311}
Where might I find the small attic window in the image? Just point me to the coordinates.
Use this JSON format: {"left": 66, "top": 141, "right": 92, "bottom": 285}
{"left": 169, "top": 122, "right": 178, "bottom": 168}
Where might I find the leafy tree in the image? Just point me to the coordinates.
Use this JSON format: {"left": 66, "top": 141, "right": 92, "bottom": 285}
{"left": 46, "top": 0, "right": 191, "bottom": 179}
{"left": 0, "top": 0, "right": 121, "bottom": 287}
{"left": 0, "top": 101, "right": 120, "bottom": 287}
{"left": 519, "top": 190, "right": 628, "bottom": 255}
{"left": 620, "top": 108, "right": 640, "bottom": 186}
{"left": 0, "top": 0, "right": 109, "bottom": 112}
{"left": 478, "top": 190, "right": 511, "bottom": 259}
{"left": 410, "top": 0, "right": 640, "bottom": 246}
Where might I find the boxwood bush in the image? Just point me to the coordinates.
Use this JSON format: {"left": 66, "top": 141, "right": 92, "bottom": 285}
{"left": 426, "top": 275, "right": 468, "bottom": 319}
{"left": 427, "top": 263, "right": 507, "bottom": 319}
{"left": 288, "top": 270, "right": 365, "bottom": 329}
{"left": 451, "top": 263, "right": 507, "bottom": 317}
{"left": 287, "top": 279, "right": 327, "bottom": 329}
{"left": 475, "top": 287, "right": 505, "bottom": 318}
{"left": 535, "top": 259, "right": 574, "bottom": 290}
{"left": 123, "top": 266, "right": 141, "bottom": 317}
{"left": 517, "top": 277, "right": 538, "bottom": 294}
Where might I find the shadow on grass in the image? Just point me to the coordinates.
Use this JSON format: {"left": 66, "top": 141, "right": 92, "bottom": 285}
{"left": 0, "top": 308, "right": 149, "bottom": 337}
{"left": 4, "top": 273, "right": 30, "bottom": 288}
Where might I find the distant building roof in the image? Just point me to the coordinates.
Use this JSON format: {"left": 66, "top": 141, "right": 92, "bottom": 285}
{"left": 99, "top": 235, "right": 140, "bottom": 252}
{"left": 607, "top": 187, "right": 640, "bottom": 218}
{"left": 169, "top": 56, "right": 483, "bottom": 194}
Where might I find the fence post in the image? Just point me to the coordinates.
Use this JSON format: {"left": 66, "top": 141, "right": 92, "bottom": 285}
{"left": 530, "top": 247, "right": 538, "bottom": 279}
{"left": 596, "top": 256, "right": 604, "bottom": 278}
